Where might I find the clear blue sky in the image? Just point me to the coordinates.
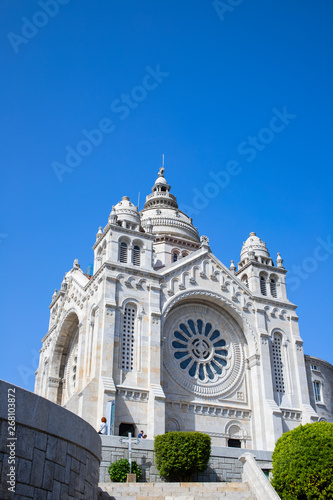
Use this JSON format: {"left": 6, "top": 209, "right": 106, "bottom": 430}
{"left": 1, "top": 1, "right": 332, "bottom": 392}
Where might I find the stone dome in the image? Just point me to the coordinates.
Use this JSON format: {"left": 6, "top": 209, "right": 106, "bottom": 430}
{"left": 140, "top": 168, "right": 200, "bottom": 242}
{"left": 240, "top": 232, "right": 270, "bottom": 260}
{"left": 112, "top": 196, "right": 140, "bottom": 226}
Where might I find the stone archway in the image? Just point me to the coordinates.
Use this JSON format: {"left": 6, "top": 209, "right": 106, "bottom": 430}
{"left": 49, "top": 311, "right": 80, "bottom": 405}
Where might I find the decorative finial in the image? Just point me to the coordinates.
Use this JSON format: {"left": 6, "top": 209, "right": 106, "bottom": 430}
{"left": 200, "top": 235, "right": 209, "bottom": 246}
{"left": 229, "top": 260, "right": 236, "bottom": 274}
{"left": 158, "top": 154, "right": 165, "bottom": 177}
{"left": 96, "top": 226, "right": 103, "bottom": 240}
{"left": 108, "top": 207, "right": 117, "bottom": 225}
{"left": 276, "top": 252, "right": 284, "bottom": 268}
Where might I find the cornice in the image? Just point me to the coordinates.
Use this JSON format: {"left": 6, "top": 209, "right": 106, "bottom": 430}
{"left": 304, "top": 354, "right": 333, "bottom": 371}
{"left": 49, "top": 292, "right": 61, "bottom": 309}
{"left": 154, "top": 235, "right": 201, "bottom": 248}
{"left": 159, "top": 247, "right": 208, "bottom": 276}
{"left": 41, "top": 325, "right": 56, "bottom": 344}
{"left": 93, "top": 223, "right": 155, "bottom": 250}
{"left": 92, "top": 224, "right": 111, "bottom": 250}
{"left": 236, "top": 260, "right": 287, "bottom": 275}
{"left": 209, "top": 253, "right": 251, "bottom": 296}
{"left": 105, "top": 262, "right": 162, "bottom": 281}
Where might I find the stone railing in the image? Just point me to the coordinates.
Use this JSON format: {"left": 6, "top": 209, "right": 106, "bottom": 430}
{"left": 100, "top": 435, "right": 273, "bottom": 484}
{"left": 239, "top": 452, "right": 281, "bottom": 500}
{"left": 0, "top": 380, "right": 101, "bottom": 500}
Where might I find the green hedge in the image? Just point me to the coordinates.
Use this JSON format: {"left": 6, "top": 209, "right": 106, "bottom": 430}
{"left": 154, "top": 431, "right": 211, "bottom": 481}
{"left": 271, "top": 422, "right": 333, "bottom": 499}
{"left": 108, "top": 458, "right": 142, "bottom": 482}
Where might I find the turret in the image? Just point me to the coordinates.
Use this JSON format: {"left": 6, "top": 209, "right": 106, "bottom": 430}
{"left": 140, "top": 167, "right": 201, "bottom": 268}
{"left": 236, "top": 232, "right": 288, "bottom": 301}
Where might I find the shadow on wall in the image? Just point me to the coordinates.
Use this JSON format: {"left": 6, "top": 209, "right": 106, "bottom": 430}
{"left": 0, "top": 380, "right": 101, "bottom": 500}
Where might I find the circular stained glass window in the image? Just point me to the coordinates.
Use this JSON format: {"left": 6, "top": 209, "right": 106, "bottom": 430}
{"left": 172, "top": 319, "right": 228, "bottom": 383}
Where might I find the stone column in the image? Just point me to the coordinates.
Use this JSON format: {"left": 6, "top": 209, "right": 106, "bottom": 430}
{"left": 147, "top": 284, "right": 165, "bottom": 437}
{"left": 46, "top": 346, "right": 63, "bottom": 403}
{"left": 98, "top": 279, "right": 118, "bottom": 426}
{"left": 289, "top": 315, "right": 318, "bottom": 423}
{"left": 76, "top": 323, "right": 86, "bottom": 394}
{"left": 255, "top": 308, "right": 282, "bottom": 450}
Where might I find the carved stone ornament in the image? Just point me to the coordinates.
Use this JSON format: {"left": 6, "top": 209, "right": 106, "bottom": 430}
{"left": 200, "top": 235, "right": 209, "bottom": 245}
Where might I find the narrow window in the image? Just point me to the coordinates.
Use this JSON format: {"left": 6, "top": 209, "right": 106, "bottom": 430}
{"left": 270, "top": 279, "right": 277, "bottom": 298}
{"left": 242, "top": 275, "right": 249, "bottom": 288}
{"left": 272, "top": 334, "right": 285, "bottom": 397}
{"left": 313, "top": 381, "right": 322, "bottom": 402}
{"left": 260, "top": 276, "right": 267, "bottom": 295}
{"left": 121, "top": 306, "right": 135, "bottom": 371}
{"left": 311, "top": 364, "right": 318, "bottom": 371}
{"left": 173, "top": 253, "right": 178, "bottom": 262}
{"left": 119, "top": 242, "right": 127, "bottom": 263}
{"left": 133, "top": 245, "right": 140, "bottom": 266}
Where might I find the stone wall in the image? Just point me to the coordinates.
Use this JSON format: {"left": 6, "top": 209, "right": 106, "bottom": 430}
{"left": 305, "top": 355, "right": 333, "bottom": 422}
{"left": 0, "top": 380, "right": 101, "bottom": 500}
{"left": 100, "top": 435, "right": 272, "bottom": 483}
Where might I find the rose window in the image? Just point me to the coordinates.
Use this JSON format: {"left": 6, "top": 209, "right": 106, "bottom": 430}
{"left": 172, "top": 319, "right": 228, "bottom": 383}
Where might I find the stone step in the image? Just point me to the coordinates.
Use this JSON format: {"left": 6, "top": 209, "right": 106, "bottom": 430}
{"left": 98, "top": 481, "right": 255, "bottom": 499}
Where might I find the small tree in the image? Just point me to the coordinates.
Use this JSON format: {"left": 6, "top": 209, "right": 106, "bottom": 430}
{"left": 271, "top": 422, "right": 333, "bottom": 500}
{"left": 154, "top": 431, "right": 211, "bottom": 481}
{"left": 108, "top": 458, "right": 142, "bottom": 482}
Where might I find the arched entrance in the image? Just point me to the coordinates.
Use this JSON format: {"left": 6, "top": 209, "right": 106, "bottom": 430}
{"left": 49, "top": 311, "right": 80, "bottom": 405}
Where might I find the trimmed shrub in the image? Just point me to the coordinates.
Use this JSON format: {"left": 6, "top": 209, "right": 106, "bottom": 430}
{"left": 271, "top": 422, "right": 333, "bottom": 499}
{"left": 154, "top": 431, "right": 211, "bottom": 481}
{"left": 108, "top": 458, "right": 142, "bottom": 482}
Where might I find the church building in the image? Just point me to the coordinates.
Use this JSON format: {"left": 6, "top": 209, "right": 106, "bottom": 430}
{"left": 35, "top": 168, "right": 333, "bottom": 451}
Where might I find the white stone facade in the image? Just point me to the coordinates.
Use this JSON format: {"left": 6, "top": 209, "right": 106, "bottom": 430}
{"left": 35, "top": 168, "right": 332, "bottom": 451}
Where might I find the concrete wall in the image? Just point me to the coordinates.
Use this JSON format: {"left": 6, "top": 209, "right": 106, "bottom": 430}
{"left": 0, "top": 380, "right": 101, "bottom": 500}
{"left": 100, "top": 435, "right": 272, "bottom": 483}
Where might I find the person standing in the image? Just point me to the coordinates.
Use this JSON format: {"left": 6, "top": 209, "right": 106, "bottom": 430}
{"left": 98, "top": 417, "right": 107, "bottom": 434}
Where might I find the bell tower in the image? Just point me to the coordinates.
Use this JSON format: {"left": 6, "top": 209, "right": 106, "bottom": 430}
{"left": 236, "top": 232, "right": 288, "bottom": 301}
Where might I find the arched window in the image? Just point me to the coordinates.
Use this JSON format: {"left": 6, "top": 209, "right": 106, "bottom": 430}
{"left": 121, "top": 306, "right": 136, "bottom": 371}
{"left": 133, "top": 245, "right": 140, "bottom": 266}
{"left": 173, "top": 253, "right": 178, "bottom": 262}
{"left": 270, "top": 278, "right": 277, "bottom": 298}
{"left": 242, "top": 275, "right": 249, "bottom": 288}
{"left": 119, "top": 242, "right": 128, "bottom": 263}
{"left": 260, "top": 275, "right": 267, "bottom": 295}
{"left": 227, "top": 424, "right": 243, "bottom": 448}
{"left": 271, "top": 333, "right": 285, "bottom": 403}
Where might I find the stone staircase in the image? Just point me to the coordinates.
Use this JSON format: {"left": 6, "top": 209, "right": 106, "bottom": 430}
{"left": 98, "top": 481, "right": 255, "bottom": 499}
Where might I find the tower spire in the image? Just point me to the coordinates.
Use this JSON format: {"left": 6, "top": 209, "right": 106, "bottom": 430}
{"left": 159, "top": 154, "right": 165, "bottom": 177}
